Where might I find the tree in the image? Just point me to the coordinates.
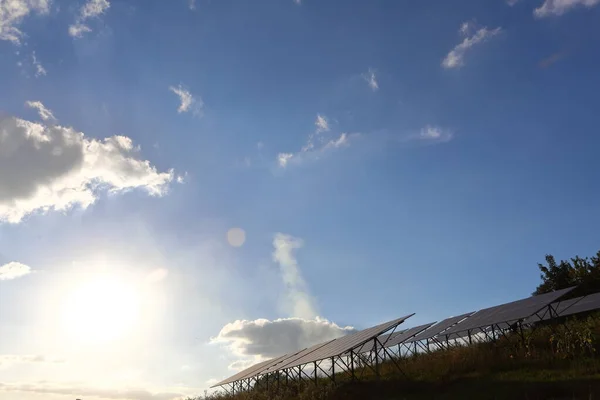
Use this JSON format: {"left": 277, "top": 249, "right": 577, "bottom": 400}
{"left": 534, "top": 250, "right": 600, "bottom": 296}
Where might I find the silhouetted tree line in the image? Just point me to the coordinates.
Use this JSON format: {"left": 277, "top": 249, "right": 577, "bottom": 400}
{"left": 534, "top": 250, "right": 600, "bottom": 297}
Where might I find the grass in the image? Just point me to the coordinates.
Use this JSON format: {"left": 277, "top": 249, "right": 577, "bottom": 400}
{"left": 190, "top": 314, "right": 600, "bottom": 400}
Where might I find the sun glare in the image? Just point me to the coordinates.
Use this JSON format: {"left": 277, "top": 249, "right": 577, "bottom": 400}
{"left": 62, "top": 276, "right": 140, "bottom": 343}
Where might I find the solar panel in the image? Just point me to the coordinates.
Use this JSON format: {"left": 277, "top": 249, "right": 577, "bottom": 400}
{"left": 315, "top": 314, "right": 413, "bottom": 360}
{"left": 442, "top": 287, "right": 575, "bottom": 337}
{"left": 404, "top": 312, "right": 474, "bottom": 344}
{"left": 262, "top": 340, "right": 335, "bottom": 374}
{"left": 211, "top": 356, "right": 284, "bottom": 387}
{"left": 558, "top": 293, "right": 600, "bottom": 317}
{"left": 383, "top": 322, "right": 436, "bottom": 348}
{"left": 344, "top": 331, "right": 403, "bottom": 355}
{"left": 522, "top": 296, "right": 585, "bottom": 325}
{"left": 525, "top": 292, "right": 600, "bottom": 323}
{"left": 256, "top": 347, "right": 309, "bottom": 376}
{"left": 275, "top": 314, "right": 413, "bottom": 371}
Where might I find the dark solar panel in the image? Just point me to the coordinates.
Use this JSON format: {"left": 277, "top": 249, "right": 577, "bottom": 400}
{"left": 442, "top": 287, "right": 575, "bottom": 337}
{"left": 405, "top": 312, "right": 474, "bottom": 343}
{"left": 522, "top": 296, "right": 584, "bottom": 325}
{"left": 276, "top": 314, "right": 413, "bottom": 370}
{"left": 558, "top": 293, "right": 600, "bottom": 317}
{"left": 344, "top": 330, "right": 404, "bottom": 355}
{"left": 211, "top": 355, "right": 286, "bottom": 387}
{"left": 314, "top": 314, "right": 413, "bottom": 360}
{"left": 384, "top": 322, "right": 436, "bottom": 347}
{"left": 262, "top": 340, "right": 335, "bottom": 373}
{"left": 257, "top": 347, "right": 309, "bottom": 376}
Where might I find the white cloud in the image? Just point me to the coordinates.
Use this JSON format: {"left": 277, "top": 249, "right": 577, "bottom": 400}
{"left": 189, "top": 0, "right": 197, "bottom": 10}
{"left": 0, "top": 262, "right": 31, "bottom": 280}
{"left": 277, "top": 114, "right": 357, "bottom": 168}
{"left": 459, "top": 21, "right": 473, "bottom": 36}
{"left": 278, "top": 132, "right": 356, "bottom": 168}
{"left": 212, "top": 317, "right": 354, "bottom": 361}
{"left": 68, "top": 23, "right": 91, "bottom": 38}
{"left": 277, "top": 152, "right": 294, "bottom": 167}
{"left": 294, "top": 0, "right": 302, "bottom": 4}
{"left": 415, "top": 125, "right": 454, "bottom": 143}
{"left": 31, "top": 51, "right": 46, "bottom": 77}
{"left": 324, "top": 132, "right": 349, "bottom": 149}
{"left": 442, "top": 26, "right": 502, "bottom": 69}
{"left": 273, "top": 233, "right": 317, "bottom": 319}
{"left": 0, "top": 116, "right": 174, "bottom": 223}
{"left": 0, "top": 382, "right": 184, "bottom": 400}
{"left": 0, "top": 355, "right": 64, "bottom": 366}
{"left": 68, "top": 0, "right": 110, "bottom": 38}
{"left": 80, "top": 0, "right": 110, "bottom": 19}
{"left": 0, "top": 0, "right": 50, "bottom": 44}
{"left": 25, "top": 100, "right": 55, "bottom": 122}
{"left": 362, "top": 68, "right": 379, "bottom": 91}
{"left": 211, "top": 233, "right": 354, "bottom": 375}
{"left": 534, "top": 0, "right": 599, "bottom": 17}
{"left": 315, "top": 114, "right": 329, "bottom": 133}
{"left": 169, "top": 84, "right": 203, "bottom": 116}
{"left": 506, "top": 0, "right": 520, "bottom": 5}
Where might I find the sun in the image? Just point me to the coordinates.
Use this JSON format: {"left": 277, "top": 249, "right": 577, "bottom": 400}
{"left": 61, "top": 275, "right": 140, "bottom": 343}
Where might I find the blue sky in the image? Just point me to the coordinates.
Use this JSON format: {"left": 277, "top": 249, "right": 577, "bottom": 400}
{"left": 1, "top": 0, "right": 600, "bottom": 398}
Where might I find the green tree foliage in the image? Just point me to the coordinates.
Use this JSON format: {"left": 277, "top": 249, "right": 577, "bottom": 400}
{"left": 535, "top": 251, "right": 600, "bottom": 296}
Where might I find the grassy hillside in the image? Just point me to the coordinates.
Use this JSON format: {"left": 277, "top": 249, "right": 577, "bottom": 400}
{"left": 191, "top": 314, "right": 600, "bottom": 400}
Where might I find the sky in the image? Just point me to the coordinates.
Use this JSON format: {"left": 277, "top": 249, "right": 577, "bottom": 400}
{"left": 1, "top": 0, "right": 600, "bottom": 398}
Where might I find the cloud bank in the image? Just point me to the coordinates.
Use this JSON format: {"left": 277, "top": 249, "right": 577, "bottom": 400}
{"left": 0, "top": 354, "right": 64, "bottom": 365}
{"left": 0, "top": 116, "right": 174, "bottom": 223}
{"left": 212, "top": 233, "right": 354, "bottom": 371}
{"left": 0, "top": 382, "right": 183, "bottom": 400}
{"left": 213, "top": 317, "right": 354, "bottom": 361}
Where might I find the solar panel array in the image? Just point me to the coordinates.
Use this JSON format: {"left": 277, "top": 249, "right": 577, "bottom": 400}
{"left": 279, "top": 314, "right": 413, "bottom": 371}
{"left": 442, "top": 287, "right": 575, "bottom": 338}
{"left": 211, "top": 286, "right": 599, "bottom": 389}
{"left": 211, "top": 314, "right": 412, "bottom": 388}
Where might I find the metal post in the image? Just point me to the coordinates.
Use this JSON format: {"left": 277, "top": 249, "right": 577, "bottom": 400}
{"left": 331, "top": 357, "right": 336, "bottom": 384}
{"left": 350, "top": 350, "right": 355, "bottom": 380}
{"left": 373, "top": 338, "right": 380, "bottom": 378}
{"left": 468, "top": 330, "right": 472, "bottom": 345}
{"left": 313, "top": 362, "right": 318, "bottom": 385}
